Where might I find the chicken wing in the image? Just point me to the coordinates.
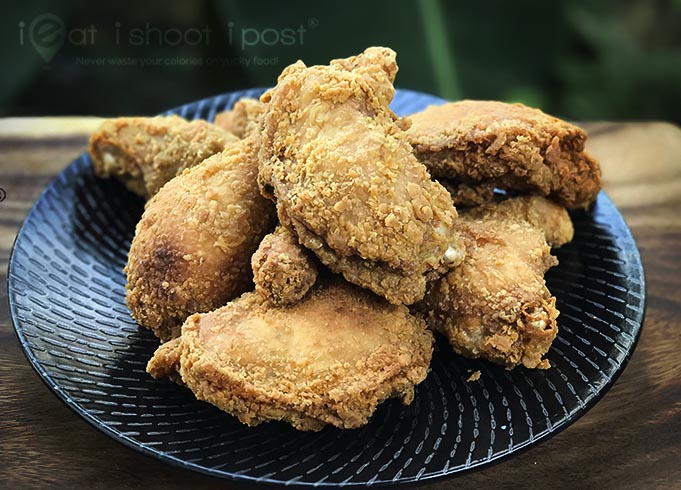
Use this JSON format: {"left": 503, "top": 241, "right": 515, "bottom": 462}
{"left": 251, "top": 226, "right": 318, "bottom": 306}
{"left": 213, "top": 98, "right": 265, "bottom": 139}
{"left": 258, "top": 47, "right": 463, "bottom": 305}
{"left": 125, "top": 137, "right": 275, "bottom": 341}
{"left": 405, "top": 101, "right": 601, "bottom": 209}
{"left": 418, "top": 196, "right": 573, "bottom": 369}
{"left": 147, "top": 278, "right": 433, "bottom": 431}
{"left": 89, "top": 115, "right": 238, "bottom": 198}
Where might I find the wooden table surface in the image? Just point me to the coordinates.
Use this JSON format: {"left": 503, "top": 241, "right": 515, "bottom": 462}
{"left": 1, "top": 118, "right": 680, "bottom": 489}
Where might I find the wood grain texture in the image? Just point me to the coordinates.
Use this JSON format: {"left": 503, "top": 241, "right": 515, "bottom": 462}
{"left": 0, "top": 119, "right": 680, "bottom": 490}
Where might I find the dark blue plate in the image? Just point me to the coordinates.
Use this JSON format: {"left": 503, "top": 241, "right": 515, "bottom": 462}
{"left": 7, "top": 89, "right": 645, "bottom": 487}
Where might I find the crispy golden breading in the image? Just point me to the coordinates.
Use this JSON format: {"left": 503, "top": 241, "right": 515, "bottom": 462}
{"left": 89, "top": 115, "right": 238, "bottom": 198}
{"left": 251, "top": 226, "right": 318, "bottom": 306}
{"left": 406, "top": 101, "right": 602, "bottom": 209}
{"left": 418, "top": 196, "right": 573, "bottom": 369}
{"left": 147, "top": 278, "right": 433, "bottom": 431}
{"left": 213, "top": 98, "right": 266, "bottom": 139}
{"left": 464, "top": 195, "right": 575, "bottom": 248}
{"left": 258, "top": 47, "right": 463, "bottom": 305}
{"left": 125, "top": 137, "right": 275, "bottom": 341}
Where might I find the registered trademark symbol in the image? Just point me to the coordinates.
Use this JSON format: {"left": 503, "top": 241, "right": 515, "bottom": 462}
{"left": 308, "top": 17, "right": 319, "bottom": 28}
{"left": 0, "top": 188, "right": 6, "bottom": 202}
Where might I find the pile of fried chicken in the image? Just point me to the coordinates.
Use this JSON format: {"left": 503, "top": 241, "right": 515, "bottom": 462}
{"left": 88, "top": 47, "right": 601, "bottom": 431}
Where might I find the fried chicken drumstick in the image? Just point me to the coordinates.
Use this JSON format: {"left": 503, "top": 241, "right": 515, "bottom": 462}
{"left": 405, "top": 101, "right": 601, "bottom": 209}
{"left": 258, "top": 47, "right": 464, "bottom": 305}
{"left": 89, "top": 115, "right": 238, "bottom": 198}
{"left": 419, "top": 196, "right": 574, "bottom": 369}
{"left": 126, "top": 137, "right": 275, "bottom": 341}
{"left": 147, "top": 278, "right": 433, "bottom": 431}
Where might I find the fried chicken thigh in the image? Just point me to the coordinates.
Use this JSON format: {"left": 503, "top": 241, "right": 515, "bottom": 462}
{"left": 251, "top": 226, "right": 318, "bottom": 306}
{"left": 89, "top": 115, "right": 238, "bottom": 198}
{"left": 258, "top": 47, "right": 463, "bottom": 305}
{"left": 126, "top": 137, "right": 275, "bottom": 341}
{"left": 419, "top": 196, "right": 573, "bottom": 369}
{"left": 147, "top": 278, "right": 433, "bottom": 431}
{"left": 406, "top": 101, "right": 601, "bottom": 209}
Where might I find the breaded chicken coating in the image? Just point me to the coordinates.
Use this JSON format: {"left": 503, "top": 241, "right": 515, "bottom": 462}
{"left": 418, "top": 196, "right": 573, "bottom": 369}
{"left": 89, "top": 115, "right": 238, "bottom": 198}
{"left": 258, "top": 47, "right": 463, "bottom": 305}
{"left": 147, "top": 278, "right": 433, "bottom": 431}
{"left": 406, "top": 101, "right": 601, "bottom": 209}
{"left": 125, "top": 137, "right": 275, "bottom": 341}
{"left": 251, "top": 226, "right": 319, "bottom": 306}
{"left": 213, "top": 98, "right": 266, "bottom": 139}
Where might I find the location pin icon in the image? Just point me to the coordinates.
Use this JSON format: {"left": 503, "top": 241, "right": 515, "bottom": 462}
{"left": 29, "top": 13, "right": 66, "bottom": 63}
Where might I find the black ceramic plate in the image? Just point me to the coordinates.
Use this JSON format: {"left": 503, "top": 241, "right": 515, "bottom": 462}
{"left": 8, "top": 89, "right": 645, "bottom": 487}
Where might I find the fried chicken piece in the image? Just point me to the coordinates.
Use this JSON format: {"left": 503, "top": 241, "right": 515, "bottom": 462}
{"left": 259, "top": 47, "right": 463, "bottom": 305}
{"left": 213, "top": 98, "right": 265, "bottom": 138}
{"left": 125, "top": 137, "right": 275, "bottom": 341}
{"left": 418, "top": 196, "right": 573, "bottom": 369}
{"left": 251, "top": 226, "right": 318, "bottom": 306}
{"left": 147, "top": 278, "right": 433, "bottom": 431}
{"left": 89, "top": 115, "right": 238, "bottom": 198}
{"left": 405, "top": 101, "right": 602, "bottom": 209}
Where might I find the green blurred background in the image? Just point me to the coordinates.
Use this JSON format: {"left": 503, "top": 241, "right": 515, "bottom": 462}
{"left": 1, "top": 0, "right": 680, "bottom": 122}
